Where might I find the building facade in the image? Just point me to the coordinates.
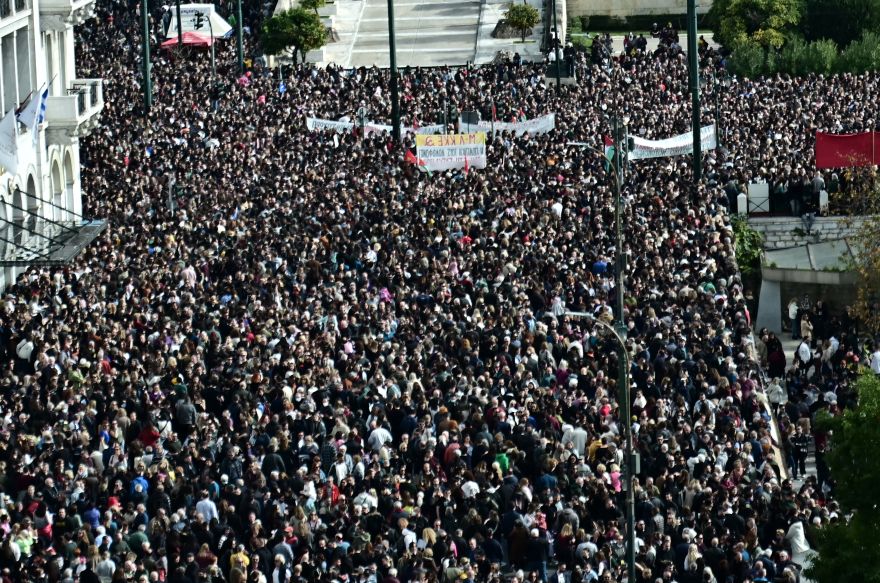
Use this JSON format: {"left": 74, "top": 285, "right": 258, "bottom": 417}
{"left": 0, "top": 0, "right": 102, "bottom": 287}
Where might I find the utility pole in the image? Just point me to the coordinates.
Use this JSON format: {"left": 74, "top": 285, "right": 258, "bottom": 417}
{"left": 612, "top": 116, "right": 625, "bottom": 330}
{"left": 176, "top": 0, "right": 183, "bottom": 47}
{"left": 142, "top": 0, "right": 152, "bottom": 115}
{"left": 687, "top": 0, "right": 700, "bottom": 181}
{"left": 387, "top": 0, "right": 401, "bottom": 142}
{"left": 612, "top": 117, "right": 634, "bottom": 583}
{"left": 565, "top": 311, "right": 636, "bottom": 583}
{"left": 552, "top": 0, "right": 561, "bottom": 89}
{"left": 236, "top": 0, "right": 244, "bottom": 72}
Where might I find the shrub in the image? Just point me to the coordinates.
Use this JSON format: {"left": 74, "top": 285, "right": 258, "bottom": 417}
{"left": 838, "top": 31, "right": 880, "bottom": 73}
{"left": 728, "top": 39, "right": 768, "bottom": 78}
{"left": 804, "top": 39, "right": 838, "bottom": 75}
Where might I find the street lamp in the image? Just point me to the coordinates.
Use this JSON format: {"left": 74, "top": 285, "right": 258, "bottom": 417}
{"left": 387, "top": 0, "right": 401, "bottom": 142}
{"left": 564, "top": 310, "right": 637, "bottom": 583}
{"left": 142, "top": 0, "right": 152, "bottom": 115}
{"left": 551, "top": 0, "right": 561, "bottom": 89}
{"left": 567, "top": 114, "right": 628, "bottom": 328}
{"left": 714, "top": 70, "right": 730, "bottom": 148}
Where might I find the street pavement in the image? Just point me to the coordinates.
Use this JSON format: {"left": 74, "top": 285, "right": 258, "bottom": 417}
{"left": 347, "top": 0, "right": 480, "bottom": 68}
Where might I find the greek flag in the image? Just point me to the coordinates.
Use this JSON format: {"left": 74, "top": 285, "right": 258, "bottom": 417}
{"left": 18, "top": 84, "right": 49, "bottom": 144}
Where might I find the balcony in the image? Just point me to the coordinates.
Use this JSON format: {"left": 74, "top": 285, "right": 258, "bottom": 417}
{"left": 44, "top": 79, "right": 104, "bottom": 143}
{"left": 39, "top": 0, "right": 94, "bottom": 30}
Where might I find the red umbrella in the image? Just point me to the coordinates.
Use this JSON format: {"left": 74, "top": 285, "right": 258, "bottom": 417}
{"left": 161, "top": 31, "right": 214, "bottom": 49}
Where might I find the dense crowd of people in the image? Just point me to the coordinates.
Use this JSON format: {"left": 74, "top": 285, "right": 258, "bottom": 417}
{"left": 0, "top": 1, "right": 874, "bottom": 583}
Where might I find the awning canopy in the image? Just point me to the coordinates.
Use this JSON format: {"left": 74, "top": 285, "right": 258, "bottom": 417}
{"left": 161, "top": 31, "right": 214, "bottom": 49}
{"left": 0, "top": 192, "right": 107, "bottom": 266}
{"left": 763, "top": 238, "right": 857, "bottom": 272}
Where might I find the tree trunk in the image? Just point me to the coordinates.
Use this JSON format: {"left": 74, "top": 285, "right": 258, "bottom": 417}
{"left": 521, "top": 28, "right": 526, "bottom": 42}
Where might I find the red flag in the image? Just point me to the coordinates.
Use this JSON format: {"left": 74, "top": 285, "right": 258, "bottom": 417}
{"left": 413, "top": 118, "right": 420, "bottom": 130}
{"left": 492, "top": 104, "right": 497, "bottom": 122}
{"left": 464, "top": 156, "right": 470, "bottom": 175}
{"left": 603, "top": 134, "right": 615, "bottom": 147}
{"left": 405, "top": 150, "right": 421, "bottom": 165}
{"left": 815, "top": 131, "right": 876, "bottom": 168}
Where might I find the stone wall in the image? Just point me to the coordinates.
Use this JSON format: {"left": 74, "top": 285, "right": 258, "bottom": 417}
{"left": 748, "top": 216, "right": 873, "bottom": 249}
{"left": 567, "top": 0, "right": 712, "bottom": 18}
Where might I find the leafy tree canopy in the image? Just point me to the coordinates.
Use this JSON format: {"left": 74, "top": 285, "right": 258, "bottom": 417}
{"left": 261, "top": 7, "right": 327, "bottom": 63}
{"left": 505, "top": 3, "right": 540, "bottom": 42}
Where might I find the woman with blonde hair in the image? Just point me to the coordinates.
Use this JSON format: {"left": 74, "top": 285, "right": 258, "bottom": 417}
{"left": 418, "top": 527, "right": 437, "bottom": 551}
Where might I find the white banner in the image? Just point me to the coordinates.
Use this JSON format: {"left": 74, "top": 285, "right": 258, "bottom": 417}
{"left": 629, "top": 124, "right": 717, "bottom": 160}
{"left": 478, "top": 113, "right": 556, "bottom": 135}
{"left": 416, "top": 133, "right": 487, "bottom": 171}
{"left": 306, "top": 117, "right": 354, "bottom": 133}
{"left": 307, "top": 118, "right": 445, "bottom": 135}
{"left": 363, "top": 123, "right": 445, "bottom": 136}
{"left": 0, "top": 109, "right": 18, "bottom": 176}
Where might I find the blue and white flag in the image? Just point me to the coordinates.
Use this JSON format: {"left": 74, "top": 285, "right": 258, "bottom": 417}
{"left": 18, "top": 84, "right": 49, "bottom": 139}
{"left": 278, "top": 81, "right": 287, "bottom": 95}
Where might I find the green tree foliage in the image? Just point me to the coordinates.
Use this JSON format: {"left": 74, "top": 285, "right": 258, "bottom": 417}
{"left": 727, "top": 39, "right": 768, "bottom": 78}
{"left": 505, "top": 3, "right": 540, "bottom": 42}
{"left": 300, "top": 0, "right": 326, "bottom": 14}
{"left": 838, "top": 31, "right": 880, "bottom": 73}
{"left": 730, "top": 215, "right": 764, "bottom": 278}
{"left": 777, "top": 37, "right": 838, "bottom": 75}
{"left": 804, "top": 0, "right": 880, "bottom": 48}
{"left": 261, "top": 8, "right": 327, "bottom": 64}
{"left": 808, "top": 373, "right": 880, "bottom": 583}
{"left": 710, "top": 0, "right": 803, "bottom": 49}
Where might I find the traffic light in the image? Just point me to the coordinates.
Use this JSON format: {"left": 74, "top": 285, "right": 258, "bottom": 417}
{"left": 193, "top": 11, "right": 205, "bottom": 30}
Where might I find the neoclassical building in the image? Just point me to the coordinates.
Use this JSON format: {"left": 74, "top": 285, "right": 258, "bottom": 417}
{"left": 0, "top": 0, "right": 103, "bottom": 286}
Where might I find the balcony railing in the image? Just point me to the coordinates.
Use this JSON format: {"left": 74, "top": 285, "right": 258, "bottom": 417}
{"left": 45, "top": 79, "right": 103, "bottom": 142}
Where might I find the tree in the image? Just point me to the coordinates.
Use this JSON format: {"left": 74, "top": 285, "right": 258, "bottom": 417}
{"left": 807, "top": 373, "right": 880, "bottom": 583}
{"left": 505, "top": 3, "right": 540, "bottom": 43}
{"left": 709, "top": 0, "right": 803, "bottom": 49}
{"left": 840, "top": 171, "right": 880, "bottom": 333}
{"left": 300, "top": 0, "right": 326, "bottom": 15}
{"left": 804, "top": 0, "right": 880, "bottom": 48}
{"left": 261, "top": 8, "right": 327, "bottom": 64}
{"left": 837, "top": 31, "right": 880, "bottom": 73}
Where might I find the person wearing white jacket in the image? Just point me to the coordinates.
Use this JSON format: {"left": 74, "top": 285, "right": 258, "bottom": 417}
{"left": 766, "top": 378, "right": 787, "bottom": 416}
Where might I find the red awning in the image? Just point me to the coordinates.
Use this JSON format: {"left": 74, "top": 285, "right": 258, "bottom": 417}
{"left": 161, "top": 31, "right": 214, "bottom": 49}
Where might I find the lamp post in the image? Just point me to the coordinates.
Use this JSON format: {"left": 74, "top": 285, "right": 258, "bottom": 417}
{"left": 176, "top": 0, "right": 183, "bottom": 47}
{"left": 552, "top": 0, "right": 561, "bottom": 89}
{"left": 687, "top": 0, "right": 701, "bottom": 182}
{"left": 387, "top": 0, "right": 401, "bottom": 142}
{"left": 142, "top": 0, "right": 152, "bottom": 115}
{"left": 236, "top": 0, "right": 244, "bottom": 73}
{"left": 566, "top": 122, "right": 634, "bottom": 582}
{"left": 714, "top": 69, "right": 729, "bottom": 149}
{"left": 565, "top": 310, "right": 636, "bottom": 583}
